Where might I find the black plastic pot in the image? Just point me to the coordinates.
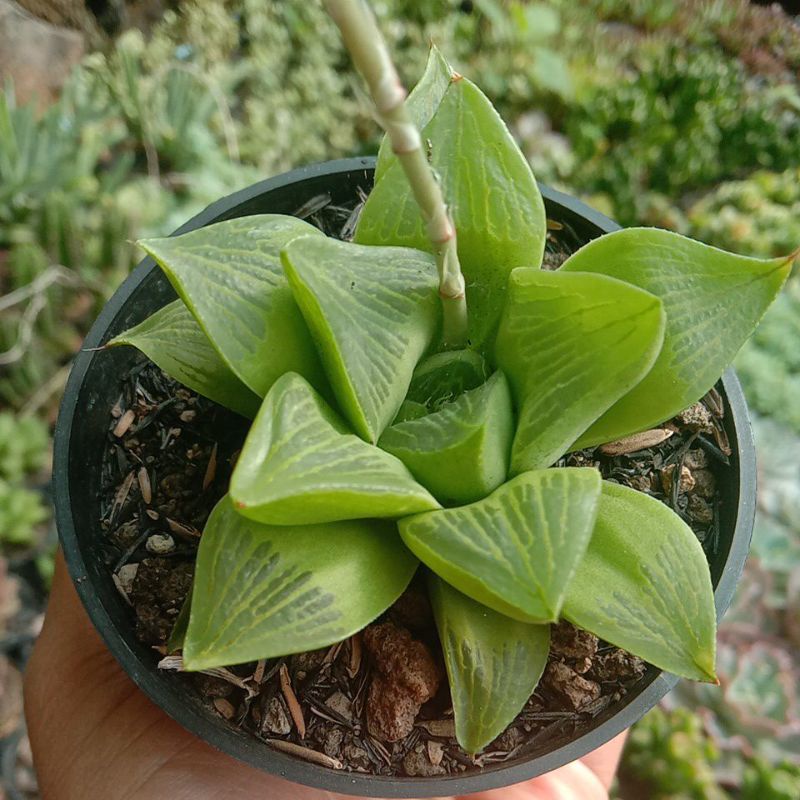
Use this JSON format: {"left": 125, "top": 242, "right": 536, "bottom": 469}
{"left": 54, "top": 158, "right": 756, "bottom": 797}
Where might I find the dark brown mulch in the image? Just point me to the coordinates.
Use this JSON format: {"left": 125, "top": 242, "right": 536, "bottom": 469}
{"left": 96, "top": 198, "right": 731, "bottom": 777}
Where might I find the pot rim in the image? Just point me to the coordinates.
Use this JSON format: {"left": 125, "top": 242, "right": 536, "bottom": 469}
{"left": 53, "top": 157, "right": 756, "bottom": 797}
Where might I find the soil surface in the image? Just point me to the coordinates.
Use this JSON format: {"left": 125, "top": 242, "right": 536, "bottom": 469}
{"left": 98, "top": 199, "right": 732, "bottom": 777}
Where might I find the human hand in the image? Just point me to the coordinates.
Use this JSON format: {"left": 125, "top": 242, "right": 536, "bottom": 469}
{"left": 24, "top": 553, "right": 626, "bottom": 800}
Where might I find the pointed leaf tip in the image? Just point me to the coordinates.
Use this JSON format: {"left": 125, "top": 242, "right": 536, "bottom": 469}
{"left": 562, "top": 227, "right": 793, "bottom": 447}
{"left": 429, "top": 576, "right": 550, "bottom": 754}
{"left": 359, "top": 74, "right": 547, "bottom": 347}
{"left": 563, "top": 481, "right": 717, "bottom": 682}
{"left": 108, "top": 300, "right": 261, "bottom": 418}
{"left": 231, "top": 372, "right": 439, "bottom": 525}
{"left": 399, "top": 467, "right": 601, "bottom": 623}
{"left": 140, "top": 214, "right": 326, "bottom": 399}
{"left": 694, "top": 652, "right": 719, "bottom": 684}
{"left": 282, "top": 236, "right": 440, "bottom": 443}
{"left": 183, "top": 497, "right": 418, "bottom": 669}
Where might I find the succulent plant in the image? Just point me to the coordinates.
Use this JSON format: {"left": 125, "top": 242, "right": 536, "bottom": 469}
{"left": 565, "top": 41, "right": 800, "bottom": 225}
{"left": 686, "top": 170, "right": 800, "bottom": 259}
{"left": 622, "top": 706, "right": 728, "bottom": 800}
{"left": 742, "top": 758, "right": 800, "bottom": 800}
{"left": 0, "top": 413, "right": 49, "bottom": 482}
{"left": 0, "top": 480, "right": 48, "bottom": 547}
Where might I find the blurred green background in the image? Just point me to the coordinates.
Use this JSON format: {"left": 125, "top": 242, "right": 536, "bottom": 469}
{"left": 1, "top": 1, "right": 799, "bottom": 797}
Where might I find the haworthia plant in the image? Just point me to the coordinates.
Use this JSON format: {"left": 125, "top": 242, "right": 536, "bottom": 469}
{"left": 108, "top": 300, "right": 261, "bottom": 419}
{"left": 108, "top": 29, "right": 797, "bottom": 756}
{"left": 230, "top": 372, "right": 439, "bottom": 525}
{"left": 379, "top": 371, "right": 513, "bottom": 506}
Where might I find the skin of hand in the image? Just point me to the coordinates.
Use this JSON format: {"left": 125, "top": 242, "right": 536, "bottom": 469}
{"left": 24, "top": 553, "right": 627, "bottom": 800}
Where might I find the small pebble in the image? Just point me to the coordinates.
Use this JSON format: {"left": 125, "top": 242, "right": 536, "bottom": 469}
{"left": 325, "top": 691, "right": 353, "bottom": 723}
{"left": 213, "top": 698, "right": 236, "bottom": 720}
{"left": 427, "top": 740, "right": 444, "bottom": 766}
{"left": 417, "top": 718, "right": 456, "bottom": 738}
{"left": 677, "top": 402, "right": 714, "bottom": 432}
{"left": 684, "top": 448, "right": 709, "bottom": 471}
{"left": 146, "top": 533, "right": 175, "bottom": 555}
{"left": 342, "top": 742, "right": 371, "bottom": 771}
{"left": 322, "top": 728, "right": 344, "bottom": 759}
{"left": 661, "top": 464, "right": 695, "bottom": 495}
{"left": 550, "top": 621, "right": 598, "bottom": 661}
{"left": 692, "top": 468, "right": 716, "bottom": 499}
{"left": 262, "top": 696, "right": 292, "bottom": 736}
{"left": 542, "top": 661, "right": 601, "bottom": 711}
{"left": 403, "top": 749, "right": 446, "bottom": 777}
{"left": 115, "top": 563, "right": 139, "bottom": 595}
{"left": 688, "top": 494, "right": 714, "bottom": 525}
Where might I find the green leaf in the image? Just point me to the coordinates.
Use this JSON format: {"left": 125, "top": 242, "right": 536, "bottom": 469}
{"left": 520, "top": 4, "right": 561, "bottom": 40}
{"left": 393, "top": 400, "right": 429, "bottom": 423}
{"left": 560, "top": 228, "right": 795, "bottom": 448}
{"left": 167, "top": 593, "right": 190, "bottom": 654}
{"left": 406, "top": 349, "right": 491, "bottom": 412}
{"left": 230, "top": 373, "right": 439, "bottom": 525}
{"left": 378, "top": 372, "right": 514, "bottom": 505}
{"left": 109, "top": 300, "right": 260, "bottom": 418}
{"left": 374, "top": 45, "right": 452, "bottom": 182}
{"left": 494, "top": 269, "right": 665, "bottom": 472}
{"left": 429, "top": 576, "right": 550, "bottom": 754}
{"left": 563, "top": 481, "right": 717, "bottom": 682}
{"left": 399, "top": 468, "right": 601, "bottom": 623}
{"left": 183, "top": 496, "right": 418, "bottom": 670}
{"left": 282, "top": 236, "right": 440, "bottom": 443}
{"left": 531, "top": 48, "right": 573, "bottom": 99}
{"left": 356, "top": 76, "right": 547, "bottom": 348}
{"left": 139, "top": 215, "right": 325, "bottom": 398}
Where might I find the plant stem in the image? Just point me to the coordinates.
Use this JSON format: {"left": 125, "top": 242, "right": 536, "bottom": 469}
{"left": 324, "top": 0, "right": 468, "bottom": 348}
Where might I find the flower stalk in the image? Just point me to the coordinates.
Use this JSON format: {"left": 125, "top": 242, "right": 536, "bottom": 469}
{"left": 324, "top": 0, "right": 468, "bottom": 347}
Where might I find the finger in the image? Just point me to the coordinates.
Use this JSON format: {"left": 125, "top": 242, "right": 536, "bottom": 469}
{"left": 580, "top": 731, "right": 627, "bottom": 790}
{"left": 23, "top": 553, "right": 363, "bottom": 800}
{"left": 457, "top": 734, "right": 628, "bottom": 800}
{"left": 460, "top": 757, "right": 607, "bottom": 800}
{"left": 34, "top": 549, "right": 105, "bottom": 651}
